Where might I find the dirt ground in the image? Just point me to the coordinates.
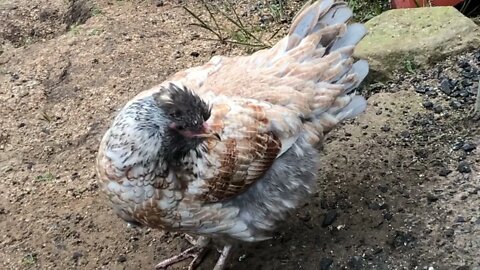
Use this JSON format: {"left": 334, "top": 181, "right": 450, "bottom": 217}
{"left": 0, "top": 1, "right": 479, "bottom": 270}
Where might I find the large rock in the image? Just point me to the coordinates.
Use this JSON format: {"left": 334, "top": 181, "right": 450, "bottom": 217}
{"left": 354, "top": 7, "right": 480, "bottom": 81}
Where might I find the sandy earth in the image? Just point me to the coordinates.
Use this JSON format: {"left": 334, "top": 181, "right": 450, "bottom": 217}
{"left": 0, "top": 1, "right": 479, "bottom": 270}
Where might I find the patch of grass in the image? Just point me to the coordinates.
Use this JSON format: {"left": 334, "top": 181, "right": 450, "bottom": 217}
{"left": 40, "top": 111, "right": 53, "bottom": 123}
{"left": 404, "top": 56, "right": 417, "bottom": 74}
{"left": 88, "top": 28, "right": 104, "bottom": 36}
{"left": 268, "top": 0, "right": 286, "bottom": 23}
{"left": 346, "top": 0, "right": 390, "bottom": 22}
{"left": 22, "top": 253, "right": 37, "bottom": 266}
{"left": 36, "top": 172, "right": 55, "bottom": 182}
{"left": 91, "top": 5, "right": 102, "bottom": 16}
{"left": 68, "top": 23, "right": 81, "bottom": 35}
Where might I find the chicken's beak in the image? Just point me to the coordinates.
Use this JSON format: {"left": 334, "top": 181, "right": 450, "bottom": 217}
{"left": 192, "top": 123, "right": 221, "bottom": 141}
{"left": 193, "top": 128, "right": 221, "bottom": 141}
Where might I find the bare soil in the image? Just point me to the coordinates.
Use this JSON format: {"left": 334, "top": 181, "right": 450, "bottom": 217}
{"left": 0, "top": 1, "right": 478, "bottom": 270}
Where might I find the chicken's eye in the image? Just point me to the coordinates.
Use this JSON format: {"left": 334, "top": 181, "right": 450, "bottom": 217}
{"left": 176, "top": 125, "right": 185, "bottom": 130}
{"left": 170, "top": 110, "right": 182, "bottom": 118}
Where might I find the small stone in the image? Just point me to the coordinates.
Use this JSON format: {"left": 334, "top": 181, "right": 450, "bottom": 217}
{"left": 422, "top": 101, "right": 434, "bottom": 109}
{"left": 117, "top": 255, "right": 127, "bottom": 263}
{"left": 449, "top": 100, "right": 462, "bottom": 109}
{"left": 380, "top": 125, "right": 391, "bottom": 132}
{"left": 72, "top": 251, "right": 82, "bottom": 262}
{"left": 445, "top": 228, "right": 454, "bottom": 237}
{"left": 190, "top": 51, "right": 199, "bottom": 57}
{"left": 155, "top": 0, "right": 164, "bottom": 6}
{"left": 172, "top": 50, "right": 182, "bottom": 59}
{"left": 438, "top": 168, "right": 452, "bottom": 177}
{"left": 455, "top": 216, "right": 466, "bottom": 223}
{"left": 383, "top": 212, "right": 393, "bottom": 221}
{"left": 461, "top": 143, "right": 476, "bottom": 152}
{"left": 440, "top": 79, "right": 453, "bottom": 95}
{"left": 426, "top": 193, "right": 438, "bottom": 203}
{"left": 415, "top": 86, "right": 427, "bottom": 94}
{"left": 390, "top": 231, "right": 415, "bottom": 248}
{"left": 433, "top": 104, "right": 443, "bottom": 113}
{"left": 452, "top": 141, "right": 464, "bottom": 151}
{"left": 425, "top": 89, "right": 438, "bottom": 97}
{"left": 319, "top": 257, "right": 333, "bottom": 270}
{"left": 347, "top": 256, "right": 363, "bottom": 270}
{"left": 457, "top": 161, "right": 471, "bottom": 173}
{"left": 378, "top": 185, "right": 388, "bottom": 193}
{"left": 368, "top": 202, "right": 381, "bottom": 210}
{"left": 17, "top": 122, "right": 26, "bottom": 128}
{"left": 322, "top": 210, "right": 337, "bottom": 227}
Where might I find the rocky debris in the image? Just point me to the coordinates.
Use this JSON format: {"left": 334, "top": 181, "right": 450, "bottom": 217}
{"left": 355, "top": 7, "right": 480, "bottom": 80}
{"left": 320, "top": 257, "right": 334, "bottom": 270}
{"left": 322, "top": 210, "right": 338, "bottom": 227}
{"left": 457, "top": 161, "right": 471, "bottom": 173}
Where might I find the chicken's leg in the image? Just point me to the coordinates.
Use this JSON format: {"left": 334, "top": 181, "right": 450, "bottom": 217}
{"left": 155, "top": 236, "right": 210, "bottom": 270}
{"left": 212, "top": 244, "right": 232, "bottom": 270}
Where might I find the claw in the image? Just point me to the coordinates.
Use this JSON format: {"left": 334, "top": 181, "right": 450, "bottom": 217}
{"left": 154, "top": 236, "right": 210, "bottom": 270}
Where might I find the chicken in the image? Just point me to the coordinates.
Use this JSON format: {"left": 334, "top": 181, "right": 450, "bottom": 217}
{"left": 96, "top": 0, "right": 369, "bottom": 269}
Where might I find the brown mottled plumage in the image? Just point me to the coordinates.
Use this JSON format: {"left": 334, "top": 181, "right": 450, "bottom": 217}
{"left": 96, "top": 1, "right": 369, "bottom": 269}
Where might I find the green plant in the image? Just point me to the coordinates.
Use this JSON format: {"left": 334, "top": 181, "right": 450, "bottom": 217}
{"left": 346, "top": 0, "right": 389, "bottom": 22}
{"left": 91, "top": 5, "right": 102, "bottom": 16}
{"left": 36, "top": 172, "right": 55, "bottom": 182}
{"left": 68, "top": 23, "right": 80, "bottom": 35}
{"left": 88, "top": 28, "right": 104, "bottom": 36}
{"left": 268, "top": 0, "right": 286, "bottom": 23}
{"left": 404, "top": 56, "right": 416, "bottom": 74}
{"left": 22, "top": 254, "right": 37, "bottom": 266}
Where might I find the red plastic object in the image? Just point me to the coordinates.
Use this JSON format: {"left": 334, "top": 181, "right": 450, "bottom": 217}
{"left": 391, "top": 0, "right": 464, "bottom": 9}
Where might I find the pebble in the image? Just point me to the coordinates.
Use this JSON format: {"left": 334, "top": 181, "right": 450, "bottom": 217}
{"left": 440, "top": 79, "right": 453, "bottom": 95}
{"left": 415, "top": 86, "right": 427, "bottom": 94}
{"left": 461, "top": 143, "right": 476, "bottom": 152}
{"left": 378, "top": 185, "right": 388, "bottom": 193}
{"left": 322, "top": 210, "right": 338, "bottom": 227}
{"left": 433, "top": 104, "right": 443, "bottom": 113}
{"left": 381, "top": 125, "right": 391, "bottom": 132}
{"left": 117, "top": 255, "right": 127, "bottom": 263}
{"left": 72, "top": 251, "right": 82, "bottom": 262}
{"left": 390, "top": 231, "right": 415, "bottom": 248}
{"left": 383, "top": 212, "right": 393, "bottom": 221}
{"left": 452, "top": 141, "right": 464, "bottom": 151}
{"left": 438, "top": 168, "right": 452, "bottom": 177}
{"left": 455, "top": 216, "right": 466, "bottom": 223}
{"left": 427, "top": 193, "right": 438, "bottom": 203}
{"left": 422, "top": 101, "right": 434, "bottom": 109}
{"left": 449, "top": 100, "right": 462, "bottom": 109}
{"left": 445, "top": 228, "right": 454, "bottom": 237}
{"left": 457, "top": 161, "right": 471, "bottom": 173}
{"left": 190, "top": 51, "right": 199, "bottom": 57}
{"left": 347, "top": 256, "right": 363, "bottom": 270}
{"left": 319, "top": 257, "right": 333, "bottom": 270}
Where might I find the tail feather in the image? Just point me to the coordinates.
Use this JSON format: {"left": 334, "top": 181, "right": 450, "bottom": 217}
{"left": 244, "top": 0, "right": 369, "bottom": 133}
{"left": 330, "top": 23, "right": 367, "bottom": 52}
{"left": 286, "top": 0, "right": 369, "bottom": 131}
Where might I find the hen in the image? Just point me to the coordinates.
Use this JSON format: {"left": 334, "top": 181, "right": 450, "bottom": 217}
{"left": 96, "top": 0, "right": 369, "bottom": 269}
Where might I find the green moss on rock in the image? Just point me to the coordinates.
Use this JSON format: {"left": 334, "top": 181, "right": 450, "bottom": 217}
{"left": 354, "top": 7, "right": 480, "bottom": 81}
